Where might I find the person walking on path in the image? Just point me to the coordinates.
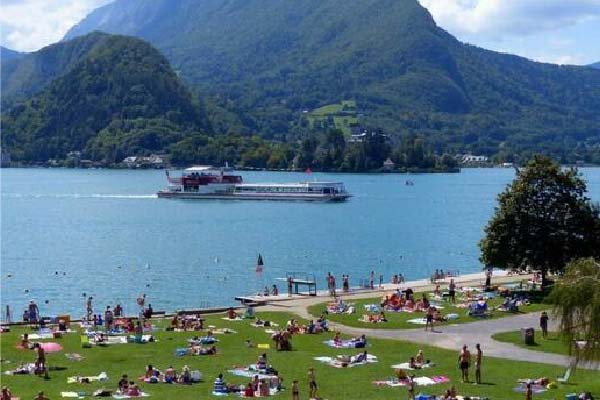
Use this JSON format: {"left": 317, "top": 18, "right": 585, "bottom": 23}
{"left": 475, "top": 343, "right": 482, "bottom": 384}
{"left": 425, "top": 307, "right": 434, "bottom": 332}
{"left": 458, "top": 345, "right": 471, "bottom": 383}
{"left": 540, "top": 311, "right": 549, "bottom": 339}
{"left": 307, "top": 367, "right": 317, "bottom": 399}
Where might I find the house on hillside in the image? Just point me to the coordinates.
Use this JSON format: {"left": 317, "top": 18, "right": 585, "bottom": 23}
{"left": 383, "top": 158, "right": 395, "bottom": 171}
{"left": 461, "top": 154, "right": 488, "bottom": 164}
{"left": 122, "top": 154, "right": 165, "bottom": 169}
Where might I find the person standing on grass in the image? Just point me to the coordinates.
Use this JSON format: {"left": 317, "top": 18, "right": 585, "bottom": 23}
{"left": 448, "top": 279, "right": 456, "bottom": 304}
{"left": 291, "top": 380, "right": 299, "bottom": 400}
{"left": 475, "top": 343, "right": 482, "bottom": 384}
{"left": 485, "top": 267, "right": 492, "bottom": 291}
{"left": 307, "top": 367, "right": 317, "bottom": 399}
{"left": 287, "top": 277, "right": 293, "bottom": 297}
{"left": 540, "top": 311, "right": 549, "bottom": 339}
{"left": 525, "top": 382, "right": 532, "bottom": 400}
{"left": 407, "top": 374, "right": 415, "bottom": 399}
{"left": 458, "top": 344, "right": 471, "bottom": 383}
{"left": 86, "top": 297, "right": 93, "bottom": 321}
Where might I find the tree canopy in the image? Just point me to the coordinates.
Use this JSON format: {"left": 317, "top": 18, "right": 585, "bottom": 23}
{"left": 547, "top": 257, "right": 600, "bottom": 365}
{"left": 479, "top": 156, "right": 600, "bottom": 288}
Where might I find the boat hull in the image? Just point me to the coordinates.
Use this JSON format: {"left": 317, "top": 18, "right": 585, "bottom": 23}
{"left": 157, "top": 191, "right": 350, "bottom": 201}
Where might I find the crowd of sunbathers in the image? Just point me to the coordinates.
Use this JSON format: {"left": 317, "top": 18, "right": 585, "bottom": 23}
{"left": 170, "top": 313, "right": 204, "bottom": 331}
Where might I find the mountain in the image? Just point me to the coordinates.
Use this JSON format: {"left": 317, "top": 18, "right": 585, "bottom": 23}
{"left": 589, "top": 62, "right": 600, "bottom": 70}
{"left": 1, "top": 33, "right": 115, "bottom": 104}
{"left": 61, "top": 0, "right": 600, "bottom": 162}
{"left": 1, "top": 32, "right": 209, "bottom": 163}
{"left": 1, "top": 46, "right": 25, "bottom": 61}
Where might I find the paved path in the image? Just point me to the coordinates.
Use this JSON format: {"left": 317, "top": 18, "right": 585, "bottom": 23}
{"left": 258, "top": 274, "right": 599, "bottom": 370}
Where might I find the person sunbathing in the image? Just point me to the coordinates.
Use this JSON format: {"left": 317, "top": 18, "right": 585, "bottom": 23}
{"left": 227, "top": 308, "right": 238, "bottom": 320}
{"left": 164, "top": 366, "right": 176, "bottom": 383}
{"left": 415, "top": 350, "right": 424, "bottom": 364}
{"left": 258, "top": 379, "right": 270, "bottom": 397}
{"left": 244, "top": 382, "right": 255, "bottom": 397}
{"left": 1, "top": 386, "right": 13, "bottom": 400}
{"left": 378, "top": 311, "right": 388, "bottom": 322}
{"left": 194, "top": 345, "right": 217, "bottom": 355}
{"left": 20, "top": 332, "right": 30, "bottom": 349}
{"left": 145, "top": 364, "right": 160, "bottom": 379}
{"left": 333, "top": 331, "right": 342, "bottom": 345}
{"left": 354, "top": 351, "right": 368, "bottom": 363}
{"left": 257, "top": 353, "right": 268, "bottom": 370}
{"left": 118, "top": 374, "right": 129, "bottom": 391}
{"left": 214, "top": 373, "right": 227, "bottom": 393}
{"left": 270, "top": 371, "right": 283, "bottom": 391}
{"left": 127, "top": 383, "right": 141, "bottom": 396}
{"left": 409, "top": 356, "right": 420, "bottom": 369}
{"left": 352, "top": 334, "right": 367, "bottom": 348}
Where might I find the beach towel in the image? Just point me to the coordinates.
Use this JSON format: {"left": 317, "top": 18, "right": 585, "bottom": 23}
{"left": 228, "top": 367, "right": 274, "bottom": 379}
{"left": 27, "top": 333, "right": 54, "bottom": 340}
{"left": 188, "top": 337, "right": 218, "bottom": 345}
{"left": 60, "top": 392, "right": 85, "bottom": 398}
{"left": 513, "top": 383, "right": 546, "bottom": 393}
{"left": 67, "top": 372, "right": 107, "bottom": 384}
{"left": 221, "top": 317, "right": 243, "bottom": 322}
{"left": 406, "top": 318, "right": 428, "bottom": 325}
{"left": 128, "top": 335, "right": 155, "bottom": 343}
{"left": 323, "top": 339, "right": 366, "bottom": 349}
{"left": 213, "top": 328, "right": 237, "bottom": 334}
{"left": 112, "top": 392, "right": 150, "bottom": 399}
{"left": 3, "top": 363, "right": 35, "bottom": 375}
{"left": 257, "top": 343, "right": 270, "bottom": 349}
{"left": 40, "top": 342, "right": 63, "bottom": 352}
{"left": 65, "top": 353, "right": 84, "bottom": 361}
{"left": 372, "top": 376, "right": 450, "bottom": 387}
{"left": 390, "top": 362, "right": 433, "bottom": 370}
{"left": 314, "top": 354, "right": 378, "bottom": 368}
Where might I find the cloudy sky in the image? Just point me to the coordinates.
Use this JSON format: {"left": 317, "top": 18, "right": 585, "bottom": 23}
{"left": 1, "top": 0, "right": 599, "bottom": 65}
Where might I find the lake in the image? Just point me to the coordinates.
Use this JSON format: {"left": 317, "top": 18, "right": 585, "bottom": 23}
{"left": 2, "top": 167, "right": 599, "bottom": 318}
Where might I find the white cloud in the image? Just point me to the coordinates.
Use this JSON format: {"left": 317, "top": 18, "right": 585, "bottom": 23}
{"left": 419, "top": 0, "right": 600, "bottom": 38}
{"left": 0, "top": 0, "right": 113, "bottom": 52}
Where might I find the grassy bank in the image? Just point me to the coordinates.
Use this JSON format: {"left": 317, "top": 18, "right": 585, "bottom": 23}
{"left": 492, "top": 331, "right": 571, "bottom": 356}
{"left": 308, "top": 292, "right": 549, "bottom": 330}
{"left": 1, "top": 312, "right": 596, "bottom": 399}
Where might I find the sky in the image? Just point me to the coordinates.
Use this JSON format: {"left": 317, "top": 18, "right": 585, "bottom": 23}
{"left": 1, "top": 0, "right": 599, "bottom": 65}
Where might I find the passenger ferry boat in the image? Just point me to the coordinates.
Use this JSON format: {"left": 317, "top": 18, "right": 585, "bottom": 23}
{"left": 157, "top": 166, "right": 351, "bottom": 201}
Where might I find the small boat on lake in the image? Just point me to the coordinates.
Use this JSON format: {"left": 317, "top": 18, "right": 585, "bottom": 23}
{"left": 157, "top": 166, "right": 351, "bottom": 202}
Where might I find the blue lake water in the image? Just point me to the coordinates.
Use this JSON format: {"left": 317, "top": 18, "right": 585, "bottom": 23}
{"left": 2, "top": 168, "right": 599, "bottom": 318}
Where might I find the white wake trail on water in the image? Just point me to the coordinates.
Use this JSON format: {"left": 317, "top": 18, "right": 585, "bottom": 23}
{"left": 2, "top": 193, "right": 158, "bottom": 199}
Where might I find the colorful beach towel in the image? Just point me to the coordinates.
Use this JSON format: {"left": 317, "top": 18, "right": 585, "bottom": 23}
{"left": 112, "top": 392, "right": 150, "bottom": 399}
{"left": 228, "top": 366, "right": 274, "bottom": 379}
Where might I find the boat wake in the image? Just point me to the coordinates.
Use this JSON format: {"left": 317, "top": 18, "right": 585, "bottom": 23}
{"left": 2, "top": 193, "right": 158, "bottom": 199}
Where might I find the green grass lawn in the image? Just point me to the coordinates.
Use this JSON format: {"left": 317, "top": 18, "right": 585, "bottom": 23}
{"left": 308, "top": 292, "right": 550, "bottom": 330}
{"left": 1, "top": 312, "right": 597, "bottom": 399}
{"left": 492, "top": 331, "right": 572, "bottom": 356}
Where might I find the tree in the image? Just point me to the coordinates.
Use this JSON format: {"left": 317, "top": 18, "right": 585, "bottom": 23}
{"left": 480, "top": 155, "right": 600, "bottom": 290}
{"left": 547, "top": 258, "right": 600, "bottom": 364}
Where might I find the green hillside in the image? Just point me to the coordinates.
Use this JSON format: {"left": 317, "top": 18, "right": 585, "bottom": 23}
{"left": 307, "top": 100, "right": 359, "bottom": 135}
{"left": 1, "top": 35, "right": 115, "bottom": 104}
{"left": 61, "top": 0, "right": 600, "bottom": 162}
{"left": 1, "top": 33, "right": 210, "bottom": 163}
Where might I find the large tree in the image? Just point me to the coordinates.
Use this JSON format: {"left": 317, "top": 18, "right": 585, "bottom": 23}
{"left": 480, "top": 156, "right": 600, "bottom": 289}
{"left": 547, "top": 257, "right": 600, "bottom": 364}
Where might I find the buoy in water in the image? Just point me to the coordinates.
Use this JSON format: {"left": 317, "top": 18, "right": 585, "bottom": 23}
{"left": 24, "top": 289, "right": 29, "bottom": 293}
{"left": 44, "top": 300, "right": 49, "bottom": 304}
{"left": 6, "top": 274, "right": 12, "bottom": 278}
